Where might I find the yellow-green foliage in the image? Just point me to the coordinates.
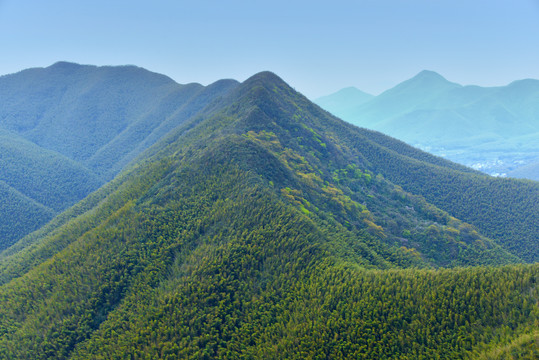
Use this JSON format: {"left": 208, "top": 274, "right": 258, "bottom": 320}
{"left": 0, "top": 70, "right": 536, "bottom": 360}
{"left": 280, "top": 187, "right": 311, "bottom": 215}
{"left": 475, "top": 331, "right": 539, "bottom": 360}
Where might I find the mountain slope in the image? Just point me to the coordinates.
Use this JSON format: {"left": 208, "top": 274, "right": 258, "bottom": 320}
{"left": 509, "top": 160, "right": 539, "bottom": 180}
{"left": 0, "top": 61, "right": 239, "bottom": 178}
{"left": 228, "top": 72, "right": 538, "bottom": 262}
{"left": 0, "top": 129, "right": 101, "bottom": 212}
{"left": 0, "top": 62, "right": 239, "bottom": 249}
{"left": 345, "top": 70, "right": 462, "bottom": 126}
{"left": 316, "top": 72, "right": 539, "bottom": 179}
{"left": 0, "top": 181, "right": 54, "bottom": 250}
{"left": 0, "top": 70, "right": 536, "bottom": 359}
{"left": 0, "top": 129, "right": 101, "bottom": 247}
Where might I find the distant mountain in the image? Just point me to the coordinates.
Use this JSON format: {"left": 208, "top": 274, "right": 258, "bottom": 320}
{"left": 0, "top": 67, "right": 537, "bottom": 358}
{"left": 508, "top": 160, "right": 539, "bottom": 180}
{"left": 314, "top": 86, "right": 374, "bottom": 118}
{"left": 0, "top": 62, "right": 239, "bottom": 248}
{"left": 350, "top": 70, "right": 462, "bottom": 125}
{"left": 315, "top": 72, "right": 539, "bottom": 180}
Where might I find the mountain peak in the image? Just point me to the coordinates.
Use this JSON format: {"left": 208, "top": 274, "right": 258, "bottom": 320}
{"left": 49, "top": 60, "right": 80, "bottom": 67}
{"left": 48, "top": 61, "right": 89, "bottom": 71}
{"left": 316, "top": 86, "right": 373, "bottom": 100}
{"left": 377, "top": 70, "right": 460, "bottom": 99}
{"left": 332, "top": 86, "right": 372, "bottom": 98}
{"left": 506, "top": 78, "right": 539, "bottom": 91}
{"left": 411, "top": 70, "right": 454, "bottom": 85}
{"left": 232, "top": 71, "right": 297, "bottom": 110}
{"left": 243, "top": 71, "right": 288, "bottom": 88}
{"left": 314, "top": 87, "right": 374, "bottom": 116}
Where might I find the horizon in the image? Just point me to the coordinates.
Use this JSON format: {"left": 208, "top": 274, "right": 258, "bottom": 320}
{"left": 4, "top": 61, "right": 537, "bottom": 100}
{"left": 1, "top": 1, "right": 538, "bottom": 98}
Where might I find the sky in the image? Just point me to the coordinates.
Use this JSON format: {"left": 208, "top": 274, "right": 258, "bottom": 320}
{"left": 1, "top": 0, "right": 539, "bottom": 98}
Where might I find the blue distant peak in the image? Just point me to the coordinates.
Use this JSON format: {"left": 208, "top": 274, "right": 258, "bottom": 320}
{"left": 506, "top": 78, "right": 539, "bottom": 90}
{"left": 48, "top": 61, "right": 84, "bottom": 69}
{"left": 413, "top": 70, "right": 449, "bottom": 83}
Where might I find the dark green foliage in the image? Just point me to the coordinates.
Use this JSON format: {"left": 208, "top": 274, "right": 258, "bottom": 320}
{"left": 0, "top": 130, "right": 101, "bottom": 247}
{"left": 0, "top": 181, "right": 54, "bottom": 250}
{"left": 0, "top": 62, "right": 239, "bottom": 250}
{"left": 0, "top": 62, "right": 238, "bottom": 173}
{"left": 0, "top": 134, "right": 536, "bottom": 359}
{"left": 0, "top": 158, "right": 174, "bottom": 286}
{"left": 72, "top": 264, "right": 539, "bottom": 360}
{"left": 0, "top": 130, "right": 101, "bottom": 211}
{"left": 0, "top": 69, "right": 536, "bottom": 359}
{"left": 349, "top": 138, "right": 539, "bottom": 262}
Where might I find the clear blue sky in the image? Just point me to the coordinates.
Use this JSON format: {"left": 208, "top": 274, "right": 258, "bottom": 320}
{"left": 1, "top": 0, "right": 538, "bottom": 98}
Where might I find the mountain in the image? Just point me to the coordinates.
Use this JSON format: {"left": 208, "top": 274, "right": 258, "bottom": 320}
{"left": 314, "top": 86, "right": 374, "bottom": 119}
{"left": 0, "top": 62, "right": 239, "bottom": 249}
{"left": 345, "top": 70, "right": 461, "bottom": 126}
{"left": 0, "top": 61, "right": 240, "bottom": 178}
{"left": 508, "top": 160, "right": 539, "bottom": 180}
{"left": 0, "top": 129, "right": 100, "bottom": 249}
{"left": 0, "top": 69, "right": 537, "bottom": 359}
{"left": 315, "top": 72, "right": 539, "bottom": 180}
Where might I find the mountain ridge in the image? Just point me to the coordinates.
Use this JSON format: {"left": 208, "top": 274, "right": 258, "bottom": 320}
{"left": 0, "top": 62, "right": 240, "bottom": 248}
{"left": 126, "top": 69, "right": 537, "bottom": 263}
{"left": 0, "top": 66, "right": 537, "bottom": 359}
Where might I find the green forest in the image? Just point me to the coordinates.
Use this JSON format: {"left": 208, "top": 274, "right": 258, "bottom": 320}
{"left": 0, "top": 69, "right": 536, "bottom": 359}
{"left": 0, "top": 63, "right": 239, "bottom": 250}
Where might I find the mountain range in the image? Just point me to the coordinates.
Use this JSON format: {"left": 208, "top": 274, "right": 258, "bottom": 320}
{"left": 0, "top": 63, "right": 537, "bottom": 358}
{"left": 315, "top": 71, "right": 539, "bottom": 180}
{"left": 0, "top": 62, "right": 238, "bottom": 248}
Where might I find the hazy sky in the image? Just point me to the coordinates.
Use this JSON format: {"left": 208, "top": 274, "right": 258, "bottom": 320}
{"left": 1, "top": 0, "right": 538, "bottom": 98}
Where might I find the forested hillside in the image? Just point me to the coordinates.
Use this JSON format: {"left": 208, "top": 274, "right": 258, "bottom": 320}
{"left": 0, "top": 62, "right": 239, "bottom": 249}
{"left": 0, "top": 70, "right": 536, "bottom": 359}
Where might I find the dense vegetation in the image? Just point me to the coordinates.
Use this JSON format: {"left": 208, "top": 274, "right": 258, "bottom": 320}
{"left": 0, "top": 129, "right": 101, "bottom": 248}
{"left": 0, "top": 69, "right": 536, "bottom": 358}
{"left": 0, "top": 135, "right": 536, "bottom": 359}
{"left": 0, "top": 181, "right": 54, "bottom": 250}
{"left": 224, "top": 72, "right": 538, "bottom": 262}
{"left": 0, "top": 62, "right": 239, "bottom": 249}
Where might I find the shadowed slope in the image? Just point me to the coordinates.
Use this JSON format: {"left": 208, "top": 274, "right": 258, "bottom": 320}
{"left": 0, "top": 62, "right": 239, "bottom": 248}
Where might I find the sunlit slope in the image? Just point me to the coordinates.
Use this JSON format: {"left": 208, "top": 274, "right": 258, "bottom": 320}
{"left": 0, "top": 71, "right": 536, "bottom": 359}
